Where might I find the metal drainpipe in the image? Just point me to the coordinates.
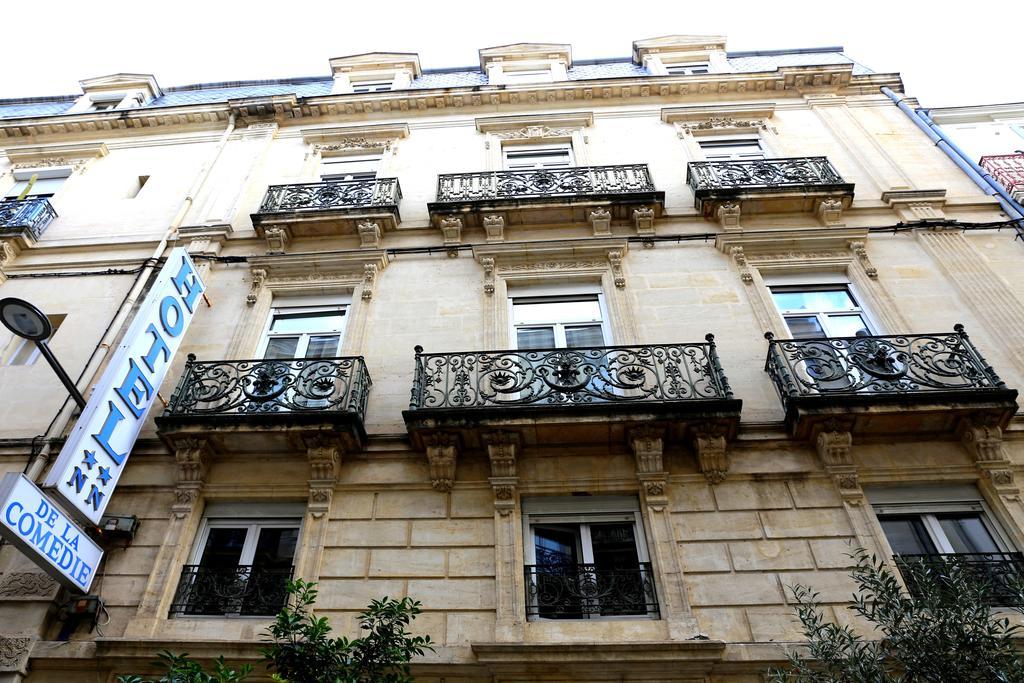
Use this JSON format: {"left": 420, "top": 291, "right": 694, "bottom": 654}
{"left": 880, "top": 86, "right": 1024, "bottom": 227}
{"left": 24, "top": 112, "right": 238, "bottom": 481}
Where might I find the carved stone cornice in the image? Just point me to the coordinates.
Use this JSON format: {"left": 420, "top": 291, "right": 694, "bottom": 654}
{"left": 662, "top": 103, "right": 776, "bottom": 136}
{"left": 245, "top": 251, "right": 388, "bottom": 302}
{"left": 0, "top": 636, "right": 33, "bottom": 673}
{"left": 0, "top": 572, "right": 58, "bottom": 600}
{"left": 4, "top": 141, "right": 108, "bottom": 169}
{"left": 714, "top": 226, "right": 869, "bottom": 256}
{"left": 302, "top": 123, "right": 410, "bottom": 151}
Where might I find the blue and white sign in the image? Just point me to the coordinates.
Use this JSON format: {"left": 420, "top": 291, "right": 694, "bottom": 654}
{"left": 0, "top": 473, "right": 104, "bottom": 592}
{"left": 43, "top": 248, "right": 205, "bottom": 525}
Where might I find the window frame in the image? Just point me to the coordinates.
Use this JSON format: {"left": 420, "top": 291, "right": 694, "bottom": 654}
{"left": 664, "top": 62, "right": 711, "bottom": 76}
{"left": 507, "top": 290, "right": 611, "bottom": 350}
{"left": 769, "top": 283, "right": 876, "bottom": 339}
{"left": 500, "top": 68, "right": 555, "bottom": 85}
{"left": 319, "top": 152, "right": 382, "bottom": 183}
{"left": 256, "top": 301, "right": 349, "bottom": 360}
{"left": 4, "top": 167, "right": 72, "bottom": 200}
{"left": 874, "top": 500, "right": 1015, "bottom": 556}
{"left": 350, "top": 79, "right": 394, "bottom": 94}
{"left": 501, "top": 142, "right": 574, "bottom": 171}
{"left": 697, "top": 135, "right": 766, "bottom": 161}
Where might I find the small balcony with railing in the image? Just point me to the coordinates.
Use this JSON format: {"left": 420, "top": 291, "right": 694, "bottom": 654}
{"left": 895, "top": 553, "right": 1024, "bottom": 607}
{"left": 763, "top": 325, "right": 1018, "bottom": 439}
{"left": 980, "top": 153, "right": 1024, "bottom": 203}
{"left": 169, "top": 564, "right": 293, "bottom": 617}
{"left": 156, "top": 354, "right": 372, "bottom": 454}
{"left": 0, "top": 197, "right": 58, "bottom": 247}
{"left": 250, "top": 177, "right": 402, "bottom": 241}
{"left": 403, "top": 338, "right": 741, "bottom": 450}
{"left": 686, "top": 156, "right": 854, "bottom": 217}
{"left": 427, "top": 165, "right": 664, "bottom": 234}
{"left": 524, "top": 562, "right": 659, "bottom": 620}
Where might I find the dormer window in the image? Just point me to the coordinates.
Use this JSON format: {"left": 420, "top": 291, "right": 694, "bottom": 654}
{"left": 90, "top": 95, "right": 123, "bottom": 112}
{"left": 501, "top": 69, "right": 555, "bottom": 85}
{"left": 479, "top": 43, "right": 571, "bottom": 86}
{"left": 328, "top": 53, "right": 421, "bottom": 95}
{"left": 665, "top": 62, "right": 710, "bottom": 76}
{"left": 351, "top": 80, "right": 393, "bottom": 94}
{"left": 71, "top": 73, "right": 161, "bottom": 114}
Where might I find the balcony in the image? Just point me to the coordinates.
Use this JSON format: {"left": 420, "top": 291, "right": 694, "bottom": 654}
{"left": 764, "top": 326, "right": 1018, "bottom": 439}
{"left": 980, "top": 153, "right": 1024, "bottom": 203}
{"left": 250, "top": 178, "right": 402, "bottom": 240}
{"left": 895, "top": 553, "right": 1024, "bottom": 607}
{"left": 525, "top": 563, "right": 659, "bottom": 619}
{"left": 686, "top": 156, "right": 854, "bottom": 216}
{"left": 403, "top": 339, "right": 741, "bottom": 450}
{"left": 0, "top": 197, "right": 57, "bottom": 247}
{"left": 427, "top": 164, "right": 664, "bottom": 233}
{"left": 156, "top": 355, "right": 372, "bottom": 454}
{"left": 169, "top": 564, "right": 292, "bottom": 616}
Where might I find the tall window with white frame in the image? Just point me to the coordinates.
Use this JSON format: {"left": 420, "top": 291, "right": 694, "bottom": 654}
{"left": 171, "top": 512, "right": 300, "bottom": 617}
{"left": 320, "top": 153, "right": 381, "bottom": 183}
{"left": 259, "top": 303, "right": 348, "bottom": 360}
{"left": 510, "top": 293, "right": 609, "bottom": 350}
{"left": 697, "top": 136, "right": 765, "bottom": 161}
{"left": 770, "top": 285, "right": 873, "bottom": 339}
{"left": 502, "top": 143, "right": 573, "bottom": 171}
{"left": 522, "top": 496, "right": 658, "bottom": 620}
{"left": 4, "top": 168, "right": 70, "bottom": 200}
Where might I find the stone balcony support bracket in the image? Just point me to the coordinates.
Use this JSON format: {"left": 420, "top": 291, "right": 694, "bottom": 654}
{"left": 692, "top": 426, "right": 729, "bottom": 484}
{"left": 961, "top": 418, "right": 1017, "bottom": 492}
{"left": 425, "top": 432, "right": 459, "bottom": 492}
{"left": 589, "top": 206, "right": 612, "bottom": 236}
{"left": 295, "top": 433, "right": 344, "bottom": 582}
{"left": 441, "top": 216, "right": 463, "bottom": 246}
{"left": 814, "top": 427, "right": 860, "bottom": 501}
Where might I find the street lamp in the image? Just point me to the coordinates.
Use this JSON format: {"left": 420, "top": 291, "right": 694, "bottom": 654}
{"left": 0, "top": 297, "right": 86, "bottom": 409}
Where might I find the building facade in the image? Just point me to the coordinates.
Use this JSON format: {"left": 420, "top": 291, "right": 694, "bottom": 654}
{"left": 0, "top": 34, "right": 1023, "bottom": 682}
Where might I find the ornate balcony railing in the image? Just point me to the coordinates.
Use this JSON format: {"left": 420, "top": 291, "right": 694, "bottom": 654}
{"left": 895, "top": 553, "right": 1024, "bottom": 606}
{"left": 0, "top": 197, "right": 57, "bottom": 240}
{"left": 525, "top": 563, "right": 659, "bottom": 618}
{"left": 169, "top": 564, "right": 292, "bottom": 616}
{"left": 164, "top": 354, "right": 371, "bottom": 421}
{"left": 980, "top": 153, "right": 1024, "bottom": 198}
{"left": 687, "top": 156, "right": 850, "bottom": 195}
{"left": 409, "top": 338, "right": 733, "bottom": 410}
{"left": 764, "top": 326, "right": 1009, "bottom": 401}
{"left": 433, "top": 164, "right": 657, "bottom": 204}
{"left": 255, "top": 178, "right": 401, "bottom": 215}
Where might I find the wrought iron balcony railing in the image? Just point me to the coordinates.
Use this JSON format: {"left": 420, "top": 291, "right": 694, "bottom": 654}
{"left": 409, "top": 338, "right": 733, "bottom": 410}
{"left": 687, "top": 156, "right": 850, "bottom": 195}
{"left": 764, "top": 326, "right": 1009, "bottom": 401}
{"left": 895, "top": 553, "right": 1024, "bottom": 607}
{"left": 255, "top": 177, "right": 401, "bottom": 215}
{"left": 433, "top": 164, "right": 657, "bottom": 204}
{"left": 164, "top": 354, "right": 371, "bottom": 421}
{"left": 0, "top": 197, "right": 57, "bottom": 240}
{"left": 525, "top": 563, "right": 659, "bottom": 618}
{"left": 169, "top": 564, "right": 292, "bottom": 616}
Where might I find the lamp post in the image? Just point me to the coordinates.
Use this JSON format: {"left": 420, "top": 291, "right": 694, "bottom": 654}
{"left": 0, "top": 297, "right": 86, "bottom": 409}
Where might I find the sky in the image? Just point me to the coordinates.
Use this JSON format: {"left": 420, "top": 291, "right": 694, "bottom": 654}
{"left": 1, "top": 0, "right": 1021, "bottom": 109}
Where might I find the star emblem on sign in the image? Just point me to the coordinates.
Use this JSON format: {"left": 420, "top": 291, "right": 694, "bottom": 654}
{"left": 97, "top": 467, "right": 112, "bottom": 486}
{"left": 81, "top": 451, "right": 98, "bottom": 470}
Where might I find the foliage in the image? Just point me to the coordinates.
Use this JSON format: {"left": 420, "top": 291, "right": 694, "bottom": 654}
{"left": 118, "top": 579, "right": 432, "bottom": 683}
{"left": 117, "top": 651, "right": 252, "bottom": 683}
{"left": 262, "top": 578, "right": 433, "bottom": 683}
{"left": 769, "top": 547, "right": 1024, "bottom": 682}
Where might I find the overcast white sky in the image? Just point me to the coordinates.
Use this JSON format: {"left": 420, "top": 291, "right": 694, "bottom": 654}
{"left": 1, "top": 0, "right": 1021, "bottom": 108}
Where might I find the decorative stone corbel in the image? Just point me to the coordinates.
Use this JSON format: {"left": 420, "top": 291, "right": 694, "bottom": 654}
{"left": 264, "top": 225, "right": 290, "bottom": 254}
{"left": 362, "top": 263, "right": 377, "bottom": 301}
{"left": 440, "top": 216, "right": 463, "bottom": 245}
{"left": 483, "top": 215, "right": 505, "bottom": 243}
{"left": 482, "top": 257, "right": 495, "bottom": 296}
{"left": 962, "top": 418, "right": 1015, "bottom": 490}
{"left": 849, "top": 241, "right": 877, "bottom": 279}
{"left": 484, "top": 431, "right": 520, "bottom": 515}
{"left": 632, "top": 206, "right": 656, "bottom": 236}
{"left": 0, "top": 635, "right": 33, "bottom": 674}
{"left": 589, "top": 207, "right": 612, "bottom": 237}
{"left": 246, "top": 268, "right": 266, "bottom": 306}
{"left": 816, "top": 198, "right": 844, "bottom": 227}
{"left": 815, "top": 428, "right": 861, "bottom": 500}
{"left": 0, "top": 240, "right": 15, "bottom": 285}
{"left": 631, "top": 426, "right": 667, "bottom": 500}
{"left": 304, "top": 433, "right": 342, "bottom": 518}
{"left": 717, "top": 202, "right": 740, "bottom": 230}
{"left": 172, "top": 437, "right": 212, "bottom": 518}
{"left": 731, "top": 246, "right": 753, "bottom": 284}
{"left": 425, "top": 432, "right": 459, "bottom": 492}
{"left": 357, "top": 221, "right": 382, "bottom": 249}
{"left": 692, "top": 426, "right": 728, "bottom": 484}
{"left": 608, "top": 250, "right": 626, "bottom": 289}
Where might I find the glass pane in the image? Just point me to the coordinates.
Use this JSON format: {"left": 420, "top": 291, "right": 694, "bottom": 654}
{"left": 26, "top": 177, "right": 65, "bottom": 197}
{"left": 263, "top": 336, "right": 299, "bottom": 360}
{"left": 937, "top": 514, "right": 1000, "bottom": 554}
{"left": 251, "top": 527, "right": 299, "bottom": 568}
{"left": 517, "top": 327, "right": 555, "bottom": 350}
{"left": 880, "top": 516, "right": 938, "bottom": 555}
{"left": 565, "top": 325, "right": 606, "bottom": 348}
{"left": 784, "top": 316, "right": 826, "bottom": 340}
{"left": 513, "top": 298, "right": 601, "bottom": 325}
{"left": 270, "top": 310, "right": 345, "bottom": 333}
{"left": 590, "top": 523, "right": 639, "bottom": 570}
{"left": 532, "top": 525, "right": 583, "bottom": 620}
{"left": 4, "top": 180, "right": 29, "bottom": 198}
{"left": 827, "top": 314, "right": 871, "bottom": 338}
{"left": 198, "top": 527, "right": 248, "bottom": 568}
{"left": 590, "top": 523, "right": 645, "bottom": 616}
{"left": 534, "top": 525, "right": 580, "bottom": 566}
{"left": 305, "top": 335, "right": 340, "bottom": 359}
{"left": 772, "top": 289, "right": 857, "bottom": 313}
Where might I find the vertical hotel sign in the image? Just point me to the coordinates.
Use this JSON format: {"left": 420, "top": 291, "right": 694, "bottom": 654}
{"left": 44, "top": 248, "right": 205, "bottom": 527}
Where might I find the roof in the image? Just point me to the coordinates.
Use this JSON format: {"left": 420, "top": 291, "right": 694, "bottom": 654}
{"left": 0, "top": 48, "right": 873, "bottom": 120}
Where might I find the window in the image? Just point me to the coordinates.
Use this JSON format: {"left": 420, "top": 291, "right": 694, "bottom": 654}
{"left": 89, "top": 94, "right": 124, "bottom": 111}
{"left": 511, "top": 294, "right": 608, "bottom": 350}
{"left": 770, "top": 286, "right": 872, "bottom": 339}
{"left": 502, "top": 143, "right": 573, "bottom": 171}
{"left": 3, "top": 314, "right": 65, "bottom": 366}
{"left": 258, "top": 304, "right": 348, "bottom": 360}
{"left": 320, "top": 153, "right": 381, "bottom": 182}
{"left": 171, "top": 506, "right": 301, "bottom": 616}
{"left": 698, "top": 137, "right": 765, "bottom": 161}
{"left": 4, "top": 168, "right": 71, "bottom": 200}
{"left": 501, "top": 69, "right": 554, "bottom": 85}
{"left": 665, "top": 62, "right": 710, "bottom": 75}
{"left": 351, "top": 80, "right": 393, "bottom": 94}
{"left": 523, "top": 496, "right": 657, "bottom": 620}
